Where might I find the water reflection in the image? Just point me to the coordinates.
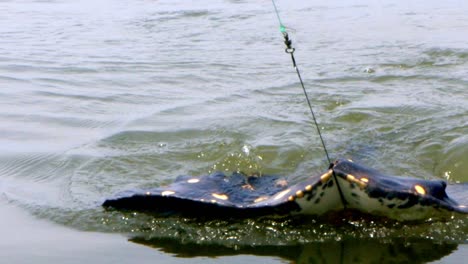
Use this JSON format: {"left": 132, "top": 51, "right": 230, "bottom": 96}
{"left": 130, "top": 237, "right": 457, "bottom": 263}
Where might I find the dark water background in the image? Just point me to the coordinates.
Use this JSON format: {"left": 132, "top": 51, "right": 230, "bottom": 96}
{"left": 0, "top": 0, "right": 467, "bottom": 263}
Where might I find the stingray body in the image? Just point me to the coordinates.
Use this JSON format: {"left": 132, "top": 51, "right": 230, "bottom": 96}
{"left": 103, "top": 159, "right": 468, "bottom": 221}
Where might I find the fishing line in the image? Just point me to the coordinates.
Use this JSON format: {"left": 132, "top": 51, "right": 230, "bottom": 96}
{"left": 271, "top": 0, "right": 347, "bottom": 208}
{"left": 271, "top": 1, "right": 330, "bottom": 164}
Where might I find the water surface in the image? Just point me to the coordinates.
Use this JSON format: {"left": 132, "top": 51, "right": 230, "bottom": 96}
{"left": 0, "top": 0, "right": 467, "bottom": 263}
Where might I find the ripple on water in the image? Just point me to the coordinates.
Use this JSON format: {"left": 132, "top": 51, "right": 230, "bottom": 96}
{"left": 0, "top": 153, "right": 80, "bottom": 208}
{"left": 436, "top": 135, "right": 468, "bottom": 183}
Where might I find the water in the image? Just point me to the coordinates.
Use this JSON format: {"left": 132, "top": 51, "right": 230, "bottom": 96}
{"left": 0, "top": 0, "right": 467, "bottom": 262}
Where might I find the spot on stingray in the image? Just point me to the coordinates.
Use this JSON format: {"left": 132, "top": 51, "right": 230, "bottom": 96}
{"left": 275, "top": 179, "right": 288, "bottom": 188}
{"left": 161, "top": 190, "right": 175, "bottom": 196}
{"left": 288, "top": 195, "right": 295, "bottom": 202}
{"left": 296, "top": 190, "right": 304, "bottom": 198}
{"left": 212, "top": 193, "right": 229, "bottom": 200}
{"left": 145, "top": 192, "right": 151, "bottom": 195}
{"left": 187, "top": 178, "right": 199, "bottom": 183}
{"left": 414, "top": 185, "right": 426, "bottom": 195}
{"left": 361, "top": 177, "right": 369, "bottom": 183}
{"left": 274, "top": 189, "right": 291, "bottom": 200}
{"left": 305, "top": 185, "right": 313, "bottom": 192}
{"left": 242, "top": 184, "right": 255, "bottom": 191}
{"left": 254, "top": 196, "right": 269, "bottom": 203}
{"left": 320, "top": 170, "right": 333, "bottom": 183}
{"left": 346, "top": 174, "right": 367, "bottom": 189}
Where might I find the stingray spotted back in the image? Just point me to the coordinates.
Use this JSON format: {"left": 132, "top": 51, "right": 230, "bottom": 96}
{"left": 103, "top": 159, "right": 468, "bottom": 221}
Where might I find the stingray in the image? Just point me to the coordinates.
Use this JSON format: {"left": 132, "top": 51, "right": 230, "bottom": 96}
{"left": 103, "top": 159, "right": 468, "bottom": 221}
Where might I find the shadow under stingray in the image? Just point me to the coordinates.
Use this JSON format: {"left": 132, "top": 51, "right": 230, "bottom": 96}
{"left": 129, "top": 236, "right": 457, "bottom": 263}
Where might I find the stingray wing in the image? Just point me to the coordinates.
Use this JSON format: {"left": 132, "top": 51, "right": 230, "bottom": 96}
{"left": 332, "top": 159, "right": 468, "bottom": 220}
{"left": 446, "top": 183, "right": 468, "bottom": 209}
{"left": 102, "top": 171, "right": 319, "bottom": 217}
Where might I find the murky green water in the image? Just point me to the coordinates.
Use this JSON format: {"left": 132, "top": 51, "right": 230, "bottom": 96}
{"left": 1, "top": 0, "right": 467, "bottom": 262}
